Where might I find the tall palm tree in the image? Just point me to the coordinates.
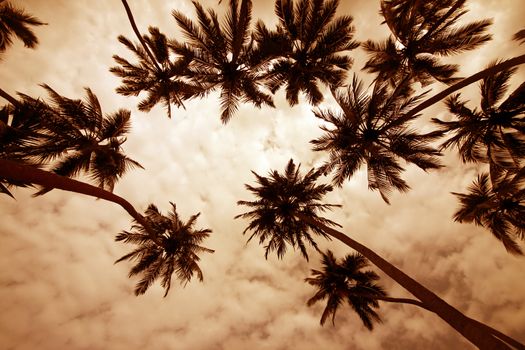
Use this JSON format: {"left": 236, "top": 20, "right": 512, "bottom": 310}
{"left": 311, "top": 76, "right": 442, "bottom": 203}
{"left": 172, "top": 0, "right": 274, "bottom": 123}
{"left": 0, "top": 158, "right": 154, "bottom": 237}
{"left": 363, "top": 0, "right": 492, "bottom": 87}
{"left": 305, "top": 250, "right": 385, "bottom": 328}
{"left": 452, "top": 172, "right": 525, "bottom": 255}
{"left": 255, "top": 0, "right": 359, "bottom": 106}
{"left": 115, "top": 202, "right": 213, "bottom": 296}
{"left": 0, "top": 1, "right": 45, "bottom": 53}
{"left": 16, "top": 85, "right": 143, "bottom": 194}
{"left": 432, "top": 63, "right": 525, "bottom": 168}
{"left": 235, "top": 159, "right": 341, "bottom": 260}
{"left": 236, "top": 159, "right": 515, "bottom": 349}
{"left": 111, "top": 26, "right": 201, "bottom": 118}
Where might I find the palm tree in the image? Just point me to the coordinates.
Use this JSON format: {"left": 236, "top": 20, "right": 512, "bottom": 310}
{"left": 311, "top": 76, "right": 442, "bottom": 203}
{"left": 305, "top": 250, "right": 385, "bottom": 328}
{"left": 16, "top": 84, "right": 143, "bottom": 194}
{"left": 255, "top": 0, "right": 359, "bottom": 106}
{"left": 452, "top": 172, "right": 525, "bottom": 255}
{"left": 110, "top": 26, "right": 201, "bottom": 118}
{"left": 115, "top": 202, "right": 213, "bottom": 296}
{"left": 0, "top": 158, "right": 153, "bottom": 236}
{"left": 172, "top": 0, "right": 274, "bottom": 123}
{"left": 0, "top": 1, "right": 45, "bottom": 53}
{"left": 432, "top": 63, "right": 525, "bottom": 168}
{"left": 236, "top": 159, "right": 516, "bottom": 349}
{"left": 307, "top": 250, "right": 525, "bottom": 349}
{"left": 235, "top": 159, "right": 341, "bottom": 260}
{"left": 363, "top": 0, "right": 492, "bottom": 87}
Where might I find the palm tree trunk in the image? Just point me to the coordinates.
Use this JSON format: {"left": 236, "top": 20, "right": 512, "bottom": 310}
{"left": 296, "top": 213, "right": 510, "bottom": 350}
{"left": 382, "top": 54, "right": 525, "bottom": 133}
{"left": 120, "top": 0, "right": 162, "bottom": 72}
{"left": 366, "top": 295, "right": 525, "bottom": 350}
{"left": 0, "top": 158, "right": 163, "bottom": 246}
{"left": 0, "top": 87, "right": 19, "bottom": 106}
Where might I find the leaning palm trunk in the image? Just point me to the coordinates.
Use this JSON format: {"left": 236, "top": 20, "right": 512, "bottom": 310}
{"left": 296, "top": 213, "right": 512, "bottom": 350}
{"left": 0, "top": 158, "right": 162, "bottom": 245}
{"left": 366, "top": 295, "right": 524, "bottom": 350}
{"left": 384, "top": 54, "right": 525, "bottom": 132}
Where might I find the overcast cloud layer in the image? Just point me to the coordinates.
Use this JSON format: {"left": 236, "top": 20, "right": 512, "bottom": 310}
{"left": 1, "top": 0, "right": 525, "bottom": 349}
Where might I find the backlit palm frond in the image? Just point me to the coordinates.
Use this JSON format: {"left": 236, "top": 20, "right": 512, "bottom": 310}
{"left": 0, "top": 2, "right": 45, "bottom": 52}
{"left": 306, "top": 250, "right": 386, "bottom": 329}
{"left": 265, "top": 0, "right": 358, "bottom": 106}
{"left": 312, "top": 76, "right": 441, "bottom": 202}
{"left": 452, "top": 173, "right": 525, "bottom": 255}
{"left": 236, "top": 159, "right": 341, "bottom": 261}
{"left": 115, "top": 202, "right": 213, "bottom": 296}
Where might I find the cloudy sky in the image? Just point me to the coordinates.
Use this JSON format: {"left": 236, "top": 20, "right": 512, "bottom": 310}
{"left": 1, "top": 0, "right": 524, "bottom": 349}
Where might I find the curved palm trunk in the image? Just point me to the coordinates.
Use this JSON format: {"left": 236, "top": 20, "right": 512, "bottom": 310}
{"left": 296, "top": 213, "right": 510, "bottom": 350}
{"left": 383, "top": 54, "right": 525, "bottom": 132}
{"left": 368, "top": 295, "right": 525, "bottom": 350}
{"left": 0, "top": 158, "right": 163, "bottom": 245}
{"left": 120, "top": 0, "right": 161, "bottom": 72}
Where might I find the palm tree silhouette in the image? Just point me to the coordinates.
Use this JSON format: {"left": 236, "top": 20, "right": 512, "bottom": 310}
{"left": 305, "top": 250, "right": 385, "bottom": 328}
{"left": 172, "top": 0, "right": 274, "bottom": 123}
{"left": 0, "top": 1, "right": 45, "bottom": 53}
{"left": 432, "top": 62, "right": 525, "bottom": 168}
{"left": 111, "top": 27, "right": 200, "bottom": 118}
{"left": 363, "top": 0, "right": 492, "bottom": 87}
{"left": 311, "top": 76, "right": 442, "bottom": 203}
{"left": 236, "top": 159, "right": 341, "bottom": 260}
{"left": 256, "top": 0, "right": 359, "bottom": 106}
{"left": 236, "top": 159, "right": 516, "bottom": 349}
{"left": 115, "top": 202, "right": 213, "bottom": 296}
{"left": 16, "top": 85, "right": 142, "bottom": 194}
{"left": 452, "top": 172, "right": 525, "bottom": 255}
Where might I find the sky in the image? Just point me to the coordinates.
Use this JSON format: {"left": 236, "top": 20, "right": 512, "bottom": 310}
{"left": 1, "top": 0, "right": 524, "bottom": 349}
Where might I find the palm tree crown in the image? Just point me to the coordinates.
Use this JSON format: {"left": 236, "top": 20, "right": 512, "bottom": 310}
{"left": 306, "top": 250, "right": 386, "bottom": 329}
{"left": 363, "top": 0, "right": 492, "bottom": 86}
{"left": 172, "top": 0, "right": 274, "bottom": 123}
{"left": 311, "top": 76, "right": 442, "bottom": 203}
{"left": 0, "top": 1, "right": 45, "bottom": 53}
{"left": 256, "top": 0, "right": 359, "bottom": 106}
{"left": 236, "top": 159, "right": 341, "bottom": 260}
{"left": 432, "top": 63, "right": 525, "bottom": 168}
{"left": 452, "top": 172, "right": 525, "bottom": 255}
{"left": 115, "top": 202, "right": 213, "bottom": 296}
{"left": 17, "top": 84, "right": 142, "bottom": 193}
{"left": 111, "top": 26, "right": 201, "bottom": 118}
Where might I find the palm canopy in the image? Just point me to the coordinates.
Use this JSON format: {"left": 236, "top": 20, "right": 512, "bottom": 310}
{"left": 111, "top": 26, "right": 201, "bottom": 118}
{"left": 0, "top": 1, "right": 45, "bottom": 53}
{"left": 172, "top": 0, "right": 274, "bottom": 123}
{"left": 432, "top": 63, "right": 525, "bottom": 168}
{"left": 305, "top": 250, "right": 386, "bottom": 329}
{"left": 115, "top": 202, "right": 214, "bottom": 296}
{"left": 363, "top": 0, "right": 492, "bottom": 87}
{"left": 254, "top": 0, "right": 359, "bottom": 106}
{"left": 453, "top": 172, "right": 525, "bottom": 255}
{"left": 236, "top": 159, "right": 341, "bottom": 261}
{"left": 311, "top": 75, "right": 443, "bottom": 203}
{"left": 16, "top": 84, "right": 142, "bottom": 193}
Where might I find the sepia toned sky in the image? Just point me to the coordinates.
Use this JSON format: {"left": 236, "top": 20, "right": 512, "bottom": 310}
{"left": 1, "top": 0, "right": 525, "bottom": 349}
